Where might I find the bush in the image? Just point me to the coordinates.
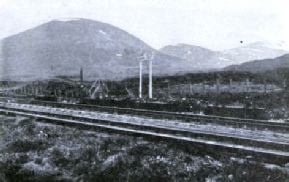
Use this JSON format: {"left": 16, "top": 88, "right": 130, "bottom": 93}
{"left": 219, "top": 159, "right": 288, "bottom": 181}
{"left": 50, "top": 148, "right": 70, "bottom": 168}
{"left": 2, "top": 116, "right": 289, "bottom": 181}
{"left": 7, "top": 139, "right": 49, "bottom": 152}
{"left": 1, "top": 153, "right": 31, "bottom": 182}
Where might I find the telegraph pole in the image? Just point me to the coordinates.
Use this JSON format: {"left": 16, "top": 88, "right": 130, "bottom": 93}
{"left": 138, "top": 51, "right": 154, "bottom": 99}
{"left": 148, "top": 52, "right": 154, "bottom": 99}
{"left": 139, "top": 54, "right": 144, "bottom": 98}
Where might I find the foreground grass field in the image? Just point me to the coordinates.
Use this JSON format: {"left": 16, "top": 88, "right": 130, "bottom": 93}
{"left": 0, "top": 115, "right": 288, "bottom": 181}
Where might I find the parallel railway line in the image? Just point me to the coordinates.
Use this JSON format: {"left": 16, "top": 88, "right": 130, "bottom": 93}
{"left": 29, "top": 100, "right": 289, "bottom": 132}
{"left": 1, "top": 101, "right": 289, "bottom": 165}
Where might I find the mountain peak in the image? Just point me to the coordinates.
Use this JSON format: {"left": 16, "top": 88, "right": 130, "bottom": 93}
{"left": 159, "top": 43, "right": 215, "bottom": 69}
{"left": 240, "top": 40, "right": 289, "bottom": 51}
{"left": 1, "top": 19, "right": 196, "bottom": 81}
{"left": 159, "top": 41, "right": 289, "bottom": 70}
{"left": 0, "top": 19, "right": 155, "bottom": 81}
{"left": 52, "top": 18, "right": 85, "bottom": 22}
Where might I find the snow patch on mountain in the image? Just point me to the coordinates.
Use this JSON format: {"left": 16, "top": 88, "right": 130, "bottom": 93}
{"left": 186, "top": 50, "right": 192, "bottom": 55}
{"left": 261, "top": 40, "right": 289, "bottom": 51}
{"left": 249, "top": 49, "right": 264, "bottom": 53}
{"left": 99, "top": 30, "right": 107, "bottom": 35}
{"left": 218, "top": 57, "right": 229, "bottom": 61}
{"left": 160, "top": 40, "right": 289, "bottom": 71}
{"left": 54, "top": 18, "right": 83, "bottom": 22}
{"left": 245, "top": 40, "right": 289, "bottom": 51}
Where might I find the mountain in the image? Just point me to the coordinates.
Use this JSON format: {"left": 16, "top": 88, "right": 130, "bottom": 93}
{"left": 159, "top": 43, "right": 216, "bottom": 70}
{"left": 2, "top": 18, "right": 288, "bottom": 81}
{"left": 0, "top": 18, "right": 191, "bottom": 81}
{"left": 214, "top": 41, "right": 289, "bottom": 67}
{"left": 223, "top": 54, "right": 289, "bottom": 72}
{"left": 159, "top": 41, "right": 289, "bottom": 70}
{"left": 159, "top": 43, "right": 215, "bottom": 62}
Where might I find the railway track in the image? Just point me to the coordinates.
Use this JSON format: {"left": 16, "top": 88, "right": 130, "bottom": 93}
{"left": 1, "top": 102, "right": 289, "bottom": 165}
{"left": 29, "top": 100, "right": 289, "bottom": 133}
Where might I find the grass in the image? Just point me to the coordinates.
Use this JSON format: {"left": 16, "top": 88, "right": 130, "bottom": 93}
{"left": 0, "top": 115, "right": 288, "bottom": 181}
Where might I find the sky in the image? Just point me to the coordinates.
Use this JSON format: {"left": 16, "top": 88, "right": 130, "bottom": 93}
{"left": 0, "top": 0, "right": 288, "bottom": 50}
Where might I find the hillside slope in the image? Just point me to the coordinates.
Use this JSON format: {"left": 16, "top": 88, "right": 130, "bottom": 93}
{"left": 160, "top": 41, "right": 289, "bottom": 70}
{"left": 0, "top": 19, "right": 190, "bottom": 81}
{"left": 223, "top": 54, "right": 289, "bottom": 72}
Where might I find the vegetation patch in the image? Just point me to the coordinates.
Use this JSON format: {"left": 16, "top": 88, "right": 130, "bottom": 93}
{"left": 0, "top": 116, "right": 288, "bottom": 181}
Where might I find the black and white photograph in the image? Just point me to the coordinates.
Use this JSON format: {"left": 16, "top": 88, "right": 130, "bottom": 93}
{"left": 0, "top": 0, "right": 289, "bottom": 181}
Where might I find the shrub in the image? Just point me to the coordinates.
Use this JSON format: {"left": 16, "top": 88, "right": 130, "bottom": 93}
{"left": 219, "top": 159, "right": 288, "bottom": 181}
{"left": 7, "top": 139, "right": 48, "bottom": 152}
{"left": 1, "top": 153, "right": 31, "bottom": 182}
{"left": 50, "top": 148, "right": 70, "bottom": 168}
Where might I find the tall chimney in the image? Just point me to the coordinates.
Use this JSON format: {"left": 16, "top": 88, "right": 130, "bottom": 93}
{"left": 246, "top": 78, "right": 249, "bottom": 92}
{"left": 216, "top": 78, "right": 220, "bottom": 92}
{"left": 80, "top": 67, "right": 83, "bottom": 86}
{"left": 264, "top": 79, "right": 267, "bottom": 93}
